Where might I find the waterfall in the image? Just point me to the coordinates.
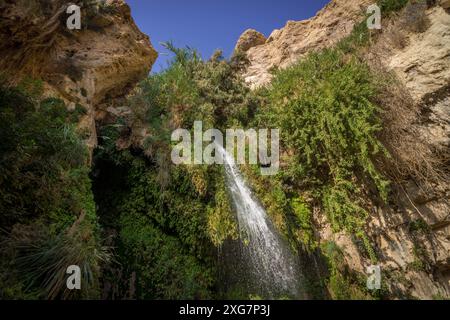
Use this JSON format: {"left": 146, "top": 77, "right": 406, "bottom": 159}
{"left": 217, "top": 145, "right": 302, "bottom": 299}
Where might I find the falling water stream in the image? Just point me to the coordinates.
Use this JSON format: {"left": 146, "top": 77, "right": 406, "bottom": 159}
{"left": 217, "top": 145, "right": 302, "bottom": 298}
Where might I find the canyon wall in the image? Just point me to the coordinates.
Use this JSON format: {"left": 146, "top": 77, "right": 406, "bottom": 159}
{"left": 236, "top": 0, "right": 372, "bottom": 88}
{"left": 0, "top": 0, "right": 157, "bottom": 157}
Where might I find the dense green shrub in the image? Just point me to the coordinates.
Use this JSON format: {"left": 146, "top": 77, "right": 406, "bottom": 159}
{"left": 378, "top": 0, "right": 409, "bottom": 15}
{"left": 0, "top": 82, "right": 93, "bottom": 229}
{"left": 321, "top": 241, "right": 373, "bottom": 300}
{"left": 2, "top": 220, "right": 108, "bottom": 299}
{"left": 91, "top": 45, "right": 261, "bottom": 298}
{"left": 336, "top": 20, "right": 370, "bottom": 53}
{"left": 253, "top": 49, "right": 389, "bottom": 258}
{"left": 291, "top": 197, "right": 316, "bottom": 250}
{"left": 119, "top": 207, "right": 214, "bottom": 299}
{"left": 0, "top": 81, "right": 103, "bottom": 299}
{"left": 93, "top": 139, "right": 221, "bottom": 298}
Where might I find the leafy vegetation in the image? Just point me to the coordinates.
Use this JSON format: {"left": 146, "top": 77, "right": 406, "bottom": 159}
{"left": 321, "top": 241, "right": 377, "bottom": 300}
{"left": 92, "top": 44, "right": 259, "bottom": 298}
{"left": 247, "top": 48, "right": 389, "bottom": 263}
{"left": 378, "top": 0, "right": 409, "bottom": 15}
{"left": 0, "top": 79, "right": 104, "bottom": 299}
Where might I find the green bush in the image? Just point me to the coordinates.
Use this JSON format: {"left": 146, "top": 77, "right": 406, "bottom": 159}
{"left": 0, "top": 83, "right": 90, "bottom": 230}
{"left": 119, "top": 212, "right": 214, "bottom": 299}
{"left": 291, "top": 197, "right": 316, "bottom": 250}
{"left": 321, "top": 241, "right": 373, "bottom": 300}
{"left": 336, "top": 21, "right": 370, "bottom": 53}
{"left": 273, "top": 50, "right": 385, "bottom": 187}
{"left": 0, "top": 81, "right": 103, "bottom": 299}
{"left": 93, "top": 143, "right": 220, "bottom": 298}
{"left": 254, "top": 49, "right": 389, "bottom": 258}
{"left": 378, "top": 0, "right": 409, "bottom": 15}
{"left": 2, "top": 221, "right": 108, "bottom": 299}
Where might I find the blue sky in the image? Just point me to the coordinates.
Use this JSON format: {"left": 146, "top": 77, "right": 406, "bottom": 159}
{"left": 126, "top": 0, "right": 331, "bottom": 73}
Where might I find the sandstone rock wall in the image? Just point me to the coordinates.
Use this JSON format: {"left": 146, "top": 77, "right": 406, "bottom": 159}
{"left": 235, "top": 0, "right": 372, "bottom": 88}
{"left": 234, "top": 29, "right": 267, "bottom": 53}
{"left": 0, "top": 0, "right": 157, "bottom": 157}
{"left": 369, "top": 4, "right": 450, "bottom": 299}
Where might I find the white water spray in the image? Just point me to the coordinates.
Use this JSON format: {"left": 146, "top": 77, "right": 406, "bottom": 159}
{"left": 217, "top": 145, "right": 301, "bottom": 298}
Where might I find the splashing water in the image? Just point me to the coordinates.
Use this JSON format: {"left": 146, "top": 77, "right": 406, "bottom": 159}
{"left": 217, "top": 145, "right": 302, "bottom": 298}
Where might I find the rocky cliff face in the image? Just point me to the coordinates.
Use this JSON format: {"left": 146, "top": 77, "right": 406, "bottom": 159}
{"left": 236, "top": 0, "right": 450, "bottom": 299}
{"left": 0, "top": 0, "right": 157, "bottom": 157}
{"left": 234, "top": 29, "right": 267, "bottom": 53}
{"left": 236, "top": 0, "right": 372, "bottom": 88}
{"left": 367, "top": 4, "right": 449, "bottom": 299}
